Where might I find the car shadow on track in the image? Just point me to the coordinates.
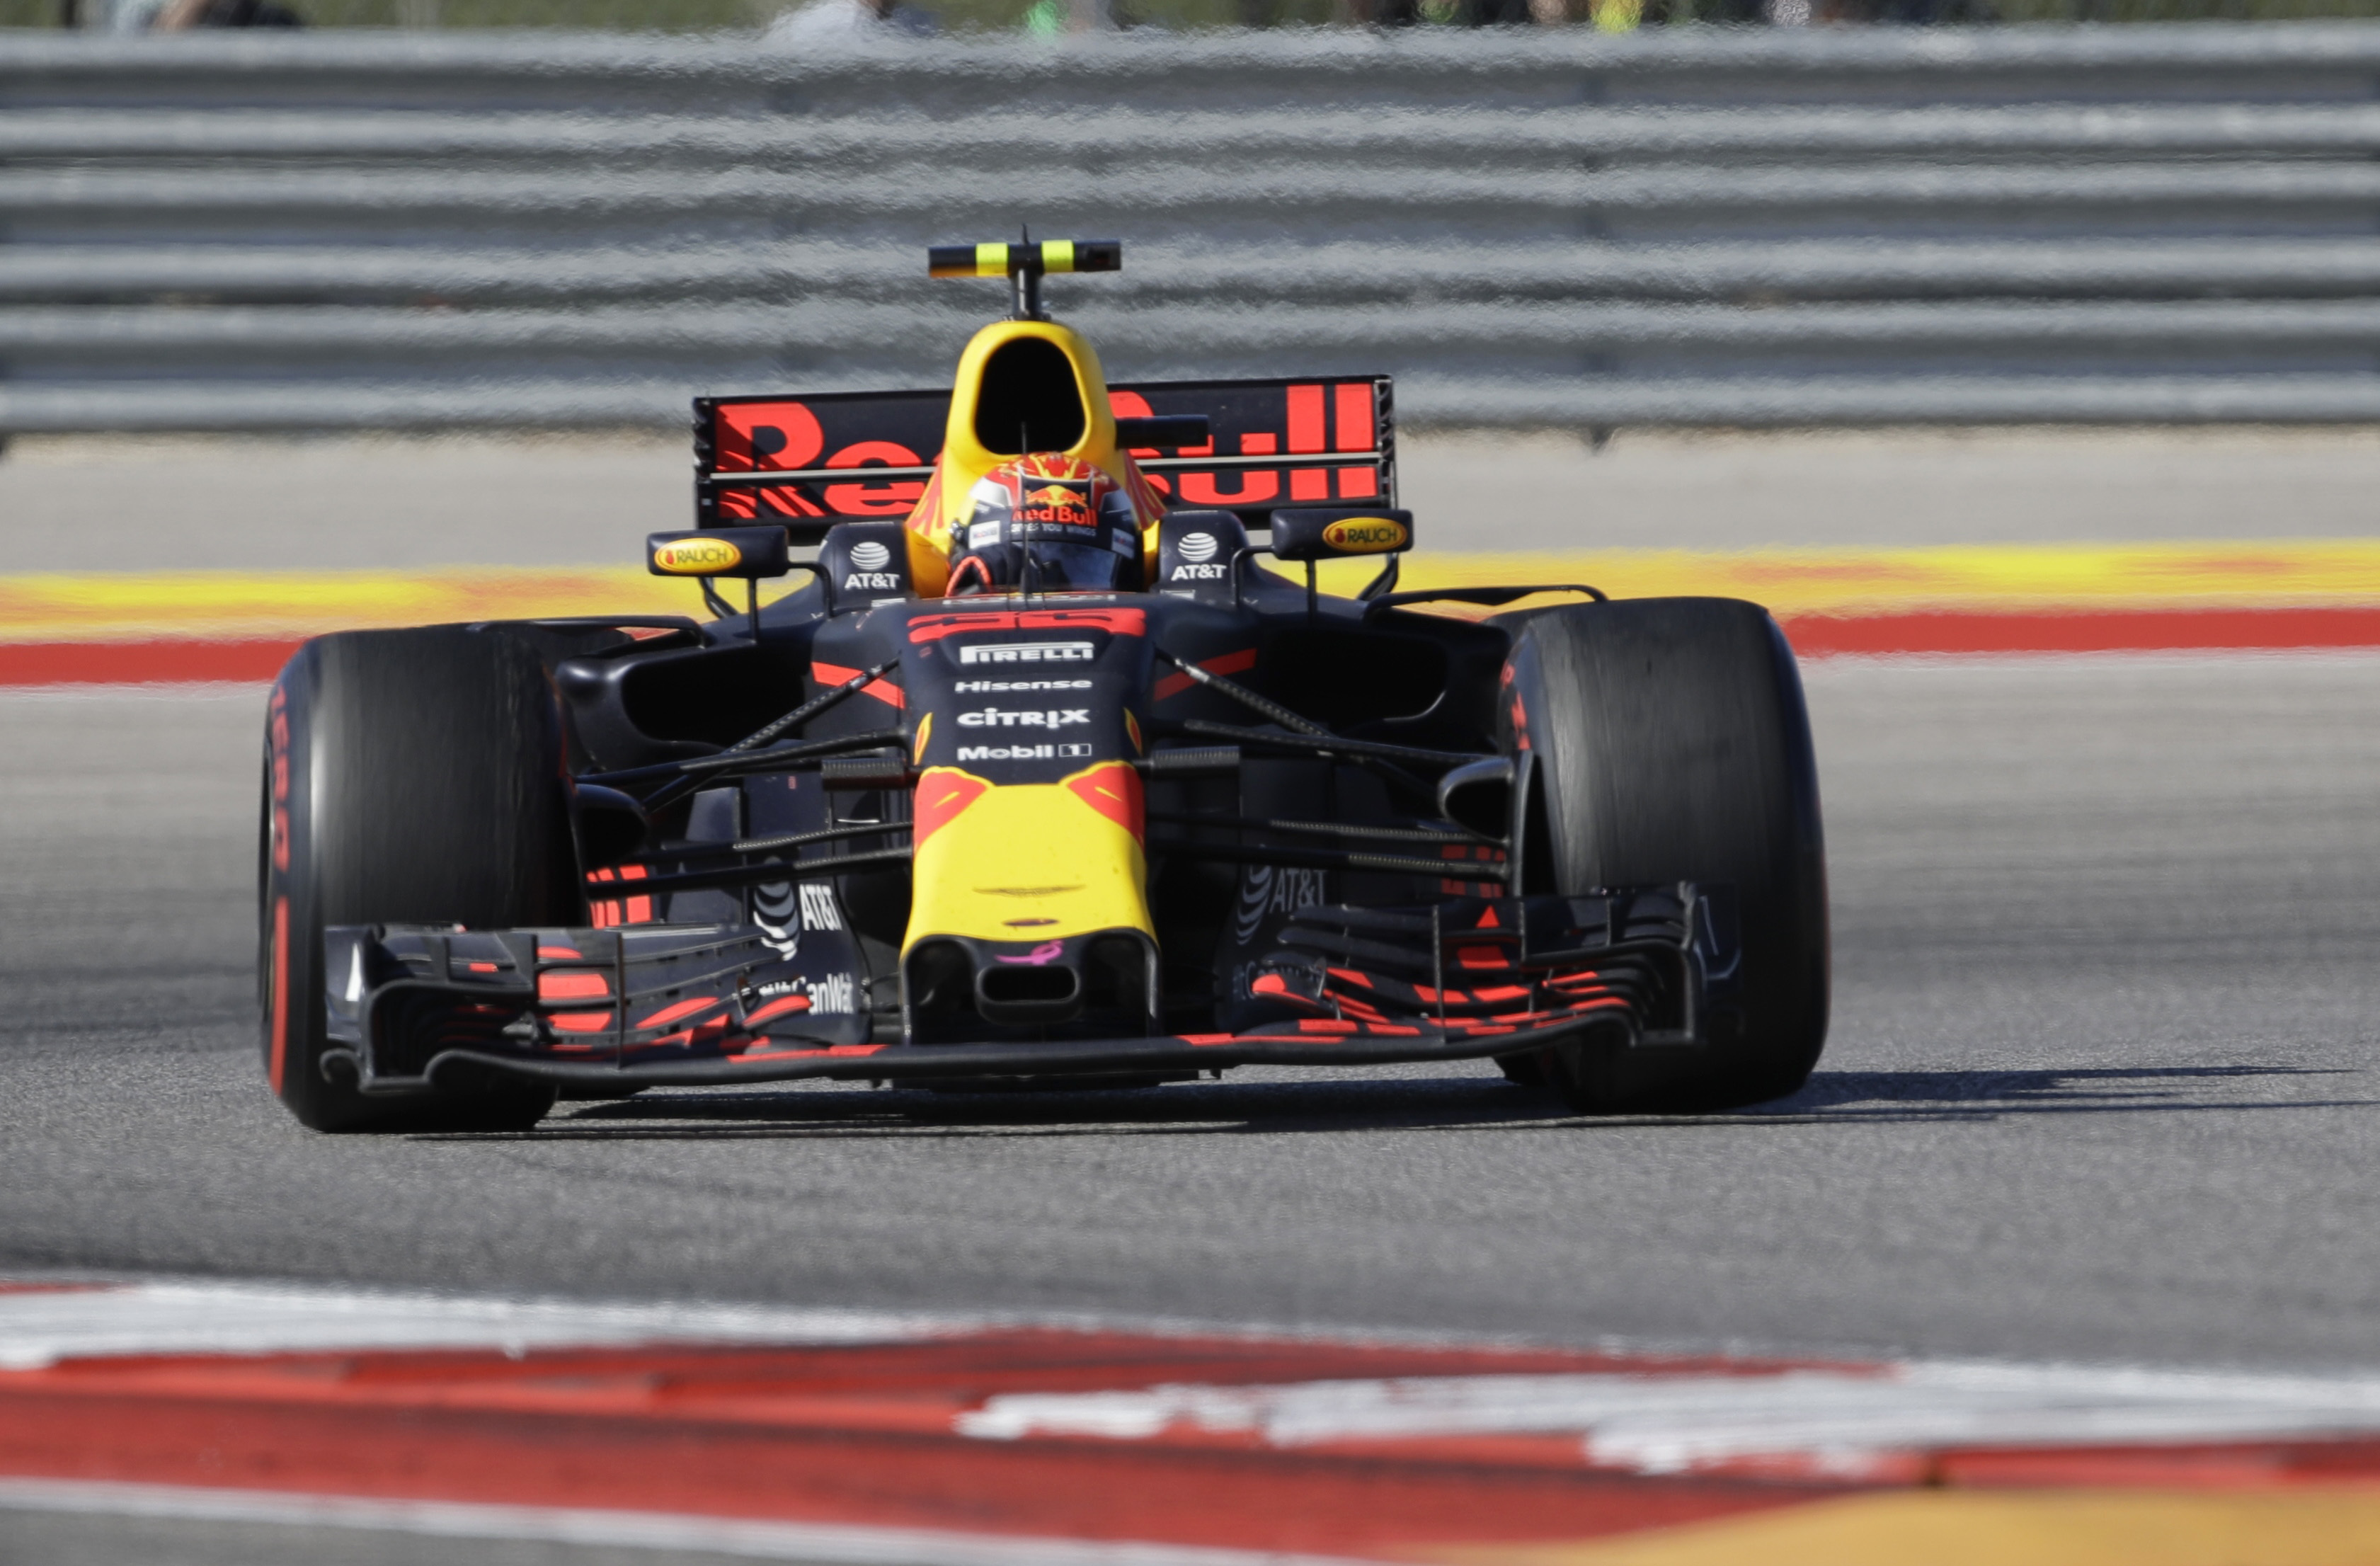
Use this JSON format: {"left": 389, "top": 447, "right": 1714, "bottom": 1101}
{"left": 418, "top": 1063, "right": 2366, "bottom": 1142}
{"left": 1751, "top": 1064, "right": 2364, "bottom": 1122}
{"left": 481, "top": 1073, "right": 1575, "bottom": 1142}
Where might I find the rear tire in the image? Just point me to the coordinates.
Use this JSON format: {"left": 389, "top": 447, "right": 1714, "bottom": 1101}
{"left": 1496, "top": 598, "right": 1828, "bottom": 1113}
{"left": 259, "top": 627, "right": 578, "bottom": 1132}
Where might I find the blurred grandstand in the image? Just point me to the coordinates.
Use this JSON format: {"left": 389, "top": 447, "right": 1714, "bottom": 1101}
{"left": 14, "top": 0, "right": 2379, "bottom": 37}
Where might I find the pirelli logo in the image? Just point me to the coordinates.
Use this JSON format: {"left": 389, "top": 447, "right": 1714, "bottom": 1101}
{"left": 959, "top": 641, "right": 1096, "bottom": 667}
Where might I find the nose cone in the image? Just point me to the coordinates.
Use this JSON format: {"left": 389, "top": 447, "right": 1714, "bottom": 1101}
{"left": 903, "top": 764, "right": 1149, "bottom": 952}
{"left": 900, "top": 762, "right": 1155, "bottom": 1043}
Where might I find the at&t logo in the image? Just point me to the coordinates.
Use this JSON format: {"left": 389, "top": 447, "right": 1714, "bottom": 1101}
{"left": 1170, "top": 530, "right": 1227, "bottom": 582}
{"left": 843, "top": 538, "right": 900, "bottom": 592}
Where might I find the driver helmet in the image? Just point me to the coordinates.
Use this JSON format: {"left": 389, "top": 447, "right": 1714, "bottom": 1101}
{"left": 947, "top": 453, "right": 1143, "bottom": 595}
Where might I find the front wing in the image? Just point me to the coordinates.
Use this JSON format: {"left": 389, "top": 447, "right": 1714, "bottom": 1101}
{"left": 324, "top": 887, "right": 1726, "bottom": 1096}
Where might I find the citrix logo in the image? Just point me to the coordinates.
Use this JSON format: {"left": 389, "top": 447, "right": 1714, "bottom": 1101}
{"left": 956, "top": 708, "right": 1091, "bottom": 729}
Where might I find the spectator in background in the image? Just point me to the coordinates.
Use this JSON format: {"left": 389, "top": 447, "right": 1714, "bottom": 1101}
{"left": 766, "top": 0, "right": 934, "bottom": 36}
{"left": 115, "top": 0, "right": 302, "bottom": 24}
{"left": 110, "top": 0, "right": 301, "bottom": 25}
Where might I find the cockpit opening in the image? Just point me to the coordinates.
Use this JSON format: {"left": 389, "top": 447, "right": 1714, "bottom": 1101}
{"left": 973, "top": 337, "right": 1087, "bottom": 456}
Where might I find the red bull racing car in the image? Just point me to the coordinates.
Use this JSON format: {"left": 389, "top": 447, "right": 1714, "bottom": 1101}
{"left": 258, "top": 241, "right": 1829, "bottom": 1131}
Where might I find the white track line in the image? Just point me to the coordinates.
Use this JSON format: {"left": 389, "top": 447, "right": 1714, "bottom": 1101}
{"left": 0, "top": 1479, "right": 1384, "bottom": 1566}
{"left": 0, "top": 1280, "right": 954, "bottom": 1370}
{"left": 961, "top": 1364, "right": 2380, "bottom": 1472}
{"left": 11, "top": 1279, "right": 2380, "bottom": 1475}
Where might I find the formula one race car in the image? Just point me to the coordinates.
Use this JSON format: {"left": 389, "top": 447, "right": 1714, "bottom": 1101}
{"left": 258, "top": 241, "right": 1829, "bottom": 1131}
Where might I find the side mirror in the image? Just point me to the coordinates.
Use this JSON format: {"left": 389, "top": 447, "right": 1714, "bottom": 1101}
{"left": 1269, "top": 508, "right": 1413, "bottom": 562}
{"left": 646, "top": 527, "right": 791, "bottom": 579}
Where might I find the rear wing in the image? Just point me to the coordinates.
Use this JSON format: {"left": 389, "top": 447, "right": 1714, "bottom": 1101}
{"left": 694, "top": 375, "right": 1394, "bottom": 544}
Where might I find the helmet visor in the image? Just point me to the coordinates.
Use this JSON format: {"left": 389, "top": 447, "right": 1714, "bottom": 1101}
{"left": 952, "top": 510, "right": 1139, "bottom": 595}
{"left": 1019, "top": 537, "right": 1131, "bottom": 591}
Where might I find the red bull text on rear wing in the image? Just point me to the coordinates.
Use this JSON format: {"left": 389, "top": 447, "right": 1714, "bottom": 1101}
{"left": 694, "top": 375, "right": 1395, "bottom": 544}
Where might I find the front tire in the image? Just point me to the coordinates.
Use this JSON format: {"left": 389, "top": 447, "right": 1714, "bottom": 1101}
{"left": 259, "top": 627, "right": 578, "bottom": 1131}
{"left": 1497, "top": 598, "right": 1829, "bottom": 1113}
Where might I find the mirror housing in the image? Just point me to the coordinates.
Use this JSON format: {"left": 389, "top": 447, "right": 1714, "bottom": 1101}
{"left": 1269, "top": 508, "right": 1413, "bottom": 563}
{"left": 646, "top": 527, "right": 791, "bottom": 579}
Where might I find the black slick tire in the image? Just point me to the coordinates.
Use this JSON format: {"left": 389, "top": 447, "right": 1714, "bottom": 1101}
{"left": 259, "top": 627, "right": 578, "bottom": 1132}
{"left": 1495, "top": 598, "right": 1829, "bottom": 1113}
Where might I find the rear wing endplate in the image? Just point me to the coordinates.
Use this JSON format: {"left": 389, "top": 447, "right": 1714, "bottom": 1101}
{"left": 694, "top": 375, "right": 1394, "bottom": 544}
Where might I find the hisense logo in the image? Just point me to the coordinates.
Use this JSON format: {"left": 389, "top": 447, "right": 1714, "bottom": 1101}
{"left": 956, "top": 679, "right": 1092, "bottom": 693}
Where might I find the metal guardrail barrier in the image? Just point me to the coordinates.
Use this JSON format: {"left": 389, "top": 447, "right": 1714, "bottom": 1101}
{"left": 1, "top": 25, "right": 2378, "bottom": 432}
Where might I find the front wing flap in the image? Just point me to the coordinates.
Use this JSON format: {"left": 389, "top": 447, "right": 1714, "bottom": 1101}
{"left": 326, "top": 886, "right": 1726, "bottom": 1095}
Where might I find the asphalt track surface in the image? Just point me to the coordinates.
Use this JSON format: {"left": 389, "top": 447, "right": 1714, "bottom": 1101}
{"left": 5, "top": 653, "right": 2379, "bottom": 1379}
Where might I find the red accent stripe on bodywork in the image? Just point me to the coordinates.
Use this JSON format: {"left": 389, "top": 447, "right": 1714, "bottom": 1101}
{"left": 1063, "top": 763, "right": 1145, "bottom": 844}
{"left": 588, "top": 865, "right": 654, "bottom": 928}
{"left": 912, "top": 772, "right": 990, "bottom": 848}
{"left": 811, "top": 661, "right": 906, "bottom": 709}
{"left": 907, "top": 608, "right": 1147, "bottom": 644}
{"left": 743, "top": 995, "right": 813, "bottom": 1026}
{"left": 1153, "top": 648, "right": 1259, "bottom": 702}
{"left": 634, "top": 998, "right": 721, "bottom": 1031}
{"left": 537, "top": 971, "right": 610, "bottom": 1002}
